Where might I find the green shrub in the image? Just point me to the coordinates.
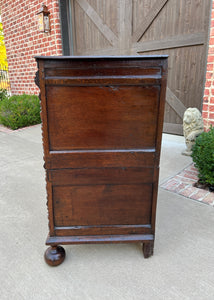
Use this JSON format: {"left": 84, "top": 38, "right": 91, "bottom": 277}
{"left": 191, "top": 126, "right": 214, "bottom": 186}
{"left": 0, "top": 89, "right": 8, "bottom": 101}
{"left": 0, "top": 94, "right": 41, "bottom": 130}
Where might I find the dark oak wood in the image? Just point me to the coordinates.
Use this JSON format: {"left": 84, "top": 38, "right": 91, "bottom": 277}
{"left": 46, "top": 234, "right": 154, "bottom": 245}
{"left": 35, "top": 56, "right": 168, "bottom": 266}
{"left": 44, "top": 246, "right": 66, "bottom": 267}
{"left": 54, "top": 224, "right": 152, "bottom": 237}
{"left": 53, "top": 184, "right": 153, "bottom": 226}
{"left": 143, "top": 241, "right": 154, "bottom": 258}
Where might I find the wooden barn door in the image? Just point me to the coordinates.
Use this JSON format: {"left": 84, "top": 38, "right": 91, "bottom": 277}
{"left": 68, "top": 0, "right": 211, "bottom": 134}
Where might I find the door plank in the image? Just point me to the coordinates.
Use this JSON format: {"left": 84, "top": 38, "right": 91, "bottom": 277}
{"left": 76, "top": 0, "right": 118, "bottom": 46}
{"left": 163, "top": 123, "right": 183, "bottom": 135}
{"left": 132, "top": 0, "right": 169, "bottom": 43}
{"left": 118, "top": 0, "right": 132, "bottom": 54}
{"left": 132, "top": 32, "right": 206, "bottom": 53}
{"left": 166, "top": 88, "right": 186, "bottom": 119}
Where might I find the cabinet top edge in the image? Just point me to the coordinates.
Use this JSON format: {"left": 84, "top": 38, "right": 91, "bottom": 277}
{"left": 35, "top": 55, "right": 169, "bottom": 61}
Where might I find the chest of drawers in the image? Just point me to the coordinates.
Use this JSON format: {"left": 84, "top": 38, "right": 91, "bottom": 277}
{"left": 35, "top": 56, "right": 168, "bottom": 266}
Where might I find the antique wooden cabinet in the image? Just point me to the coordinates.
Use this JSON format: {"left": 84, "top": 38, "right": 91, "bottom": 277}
{"left": 35, "top": 56, "right": 168, "bottom": 266}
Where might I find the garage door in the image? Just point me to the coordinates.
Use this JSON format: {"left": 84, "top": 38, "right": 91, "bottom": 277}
{"left": 60, "top": 0, "right": 212, "bottom": 134}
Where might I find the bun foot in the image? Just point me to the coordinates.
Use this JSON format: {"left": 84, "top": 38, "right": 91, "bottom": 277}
{"left": 142, "top": 241, "right": 154, "bottom": 258}
{"left": 44, "top": 246, "right": 66, "bottom": 266}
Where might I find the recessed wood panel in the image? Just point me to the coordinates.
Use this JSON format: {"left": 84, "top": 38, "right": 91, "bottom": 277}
{"left": 54, "top": 224, "right": 152, "bottom": 236}
{"left": 45, "top": 65, "right": 161, "bottom": 77}
{"left": 53, "top": 184, "right": 153, "bottom": 226}
{"left": 48, "top": 150, "right": 156, "bottom": 169}
{"left": 46, "top": 85, "right": 160, "bottom": 150}
{"left": 48, "top": 167, "right": 154, "bottom": 186}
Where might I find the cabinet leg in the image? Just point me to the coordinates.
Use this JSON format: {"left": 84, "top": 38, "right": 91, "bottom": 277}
{"left": 44, "top": 245, "right": 66, "bottom": 266}
{"left": 142, "top": 241, "right": 154, "bottom": 258}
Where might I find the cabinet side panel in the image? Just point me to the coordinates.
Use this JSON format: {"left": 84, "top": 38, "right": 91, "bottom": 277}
{"left": 53, "top": 184, "right": 153, "bottom": 226}
{"left": 46, "top": 85, "right": 160, "bottom": 150}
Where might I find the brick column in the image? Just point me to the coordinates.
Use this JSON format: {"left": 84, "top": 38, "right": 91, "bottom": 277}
{"left": 203, "top": 0, "right": 214, "bottom": 130}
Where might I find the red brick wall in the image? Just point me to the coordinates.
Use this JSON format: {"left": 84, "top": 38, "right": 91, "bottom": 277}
{"left": 1, "top": 0, "right": 62, "bottom": 95}
{"left": 203, "top": 1, "right": 214, "bottom": 130}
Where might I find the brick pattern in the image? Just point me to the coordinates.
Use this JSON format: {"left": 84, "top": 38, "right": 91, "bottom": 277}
{"left": 203, "top": 0, "right": 214, "bottom": 130}
{"left": 161, "top": 164, "right": 214, "bottom": 206}
{"left": 1, "top": 1, "right": 62, "bottom": 95}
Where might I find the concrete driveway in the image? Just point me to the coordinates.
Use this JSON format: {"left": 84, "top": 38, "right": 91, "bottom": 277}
{"left": 0, "top": 125, "right": 214, "bottom": 300}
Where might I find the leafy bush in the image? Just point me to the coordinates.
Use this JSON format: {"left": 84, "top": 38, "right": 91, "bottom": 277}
{"left": 0, "top": 94, "right": 41, "bottom": 130}
{"left": 191, "top": 126, "right": 214, "bottom": 187}
{"left": 0, "top": 88, "right": 8, "bottom": 101}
